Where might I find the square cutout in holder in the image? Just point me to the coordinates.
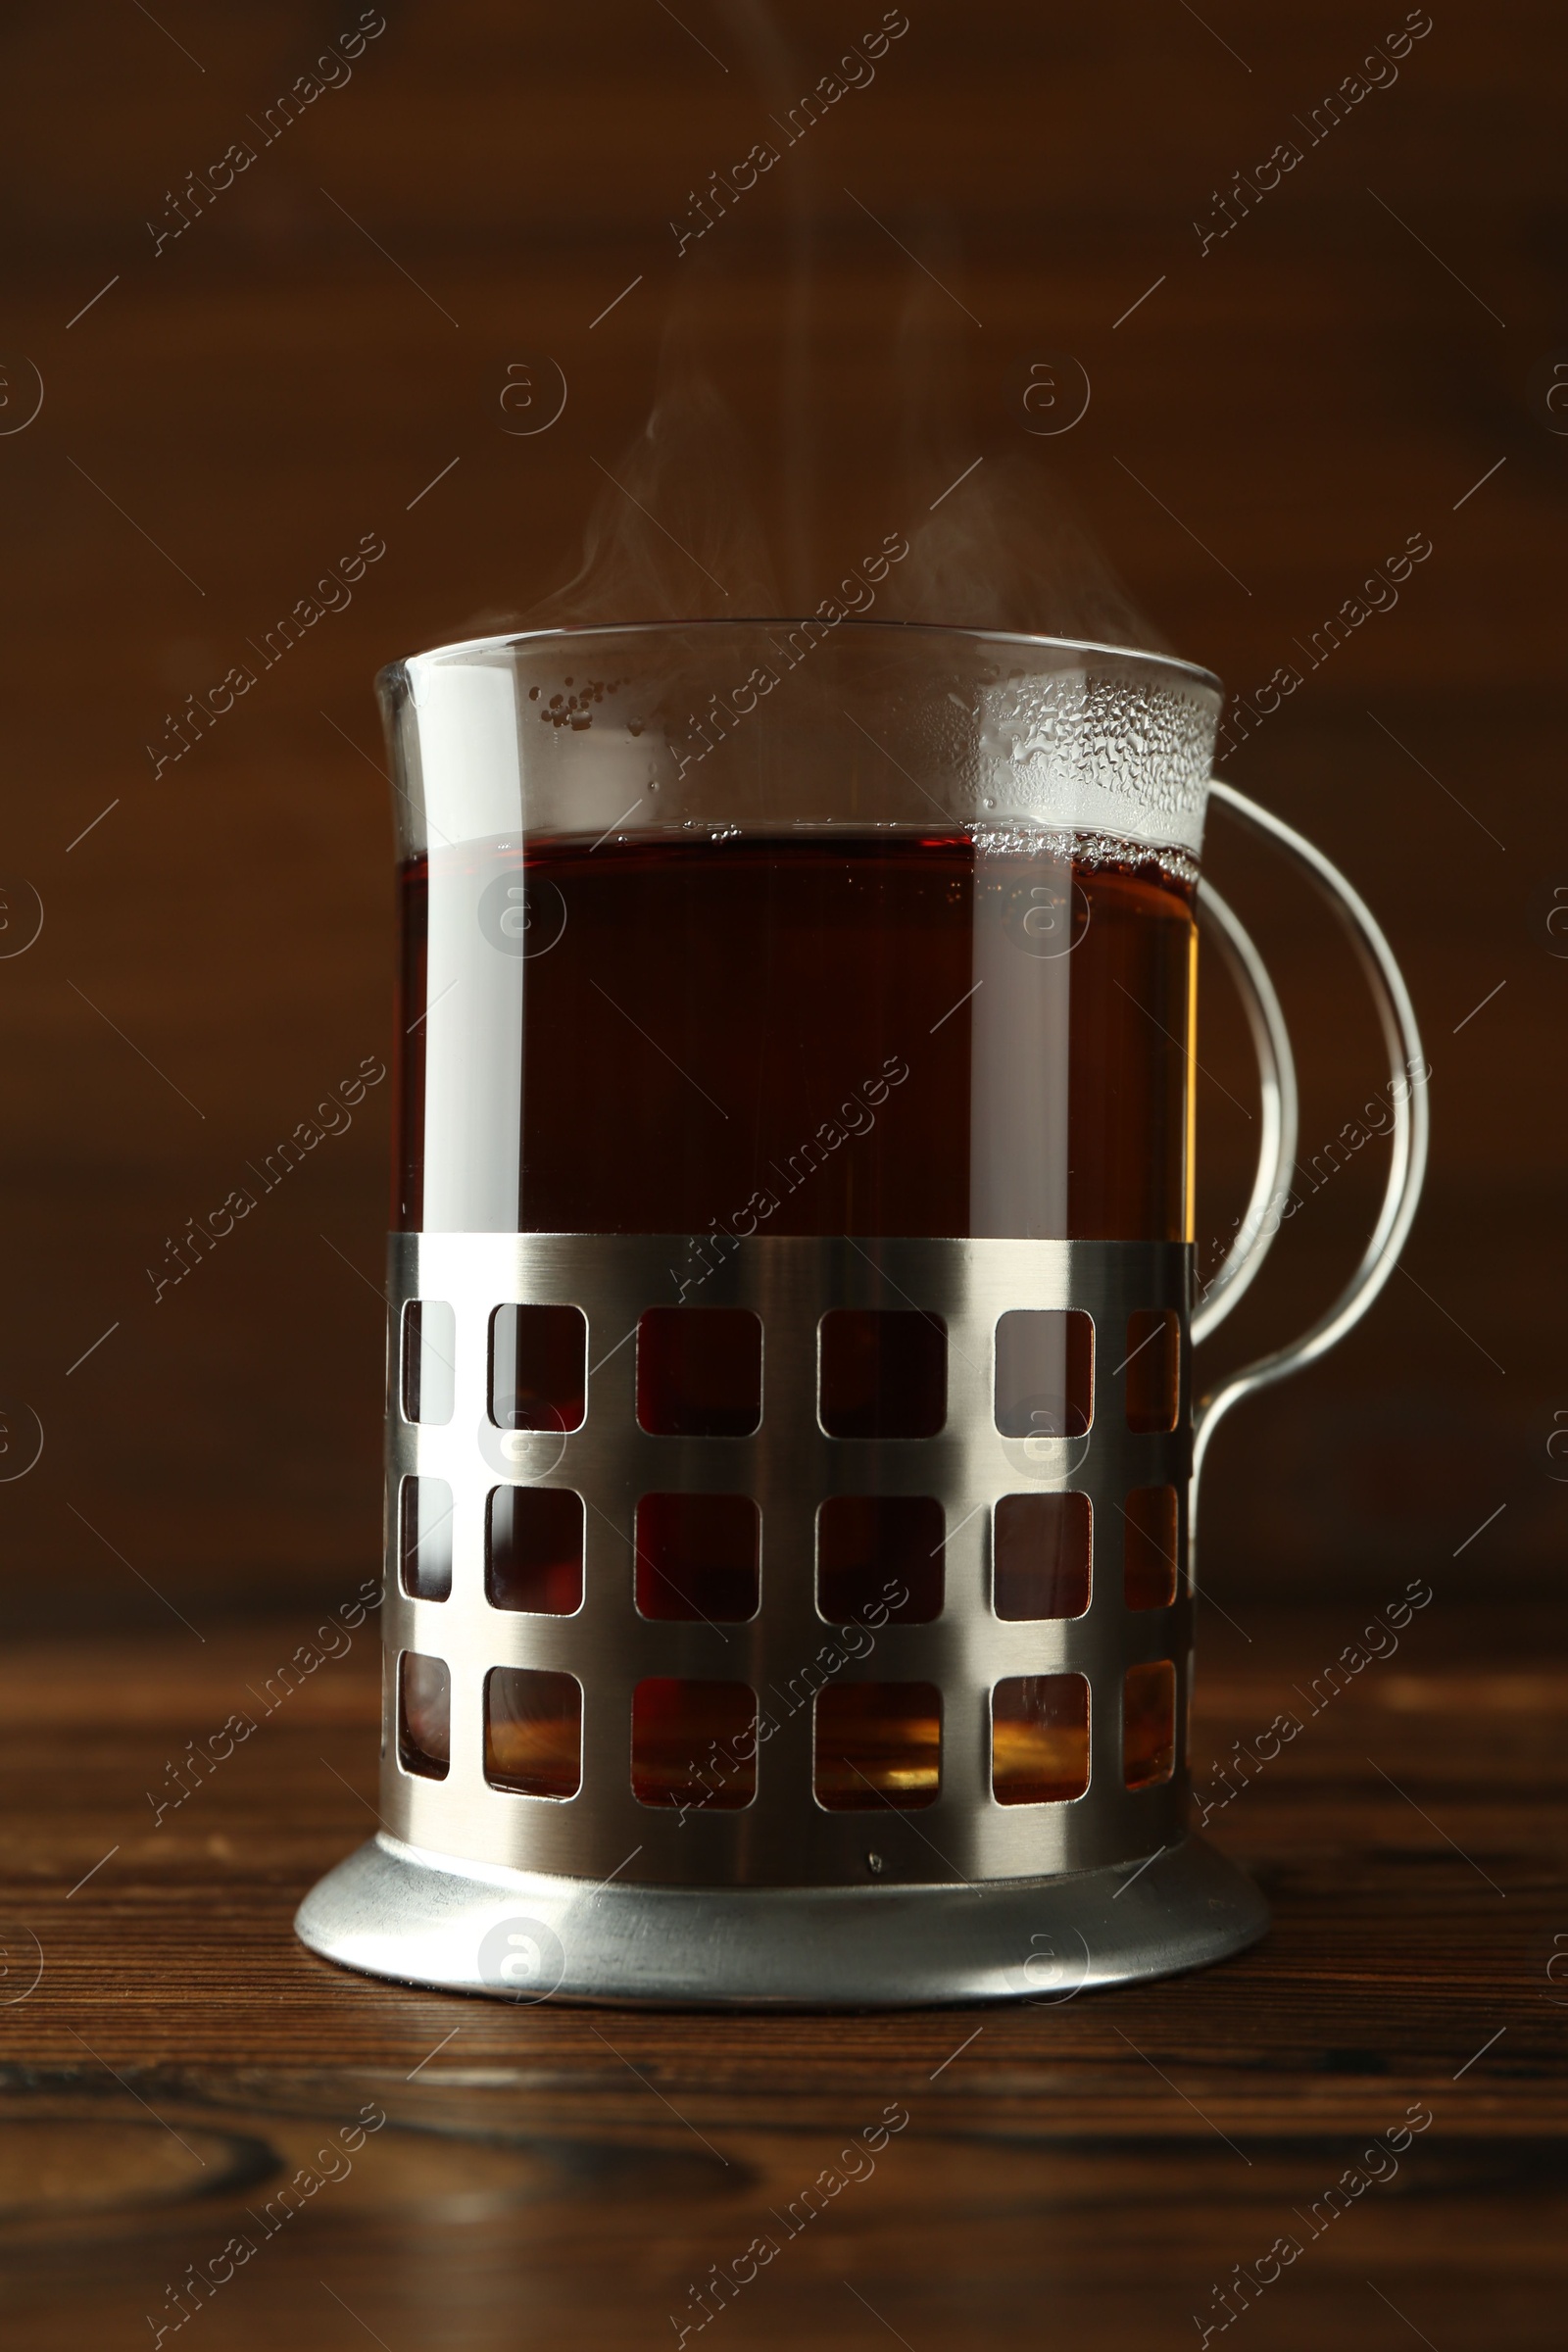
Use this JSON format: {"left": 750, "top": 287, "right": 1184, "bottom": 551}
{"left": 635, "top": 1494, "right": 760, "bottom": 1622}
{"left": 1124, "top": 1486, "right": 1180, "bottom": 1610}
{"left": 636, "top": 1309, "right": 761, "bottom": 1437}
{"left": 399, "top": 1476, "right": 453, "bottom": 1601}
{"left": 991, "top": 1674, "right": 1090, "bottom": 1805}
{"left": 490, "top": 1303, "right": 587, "bottom": 1433}
{"left": 995, "top": 1309, "right": 1093, "bottom": 1440}
{"left": 1125, "top": 1310, "right": 1181, "bottom": 1434}
{"left": 814, "top": 1684, "right": 941, "bottom": 1809}
{"left": 486, "top": 1486, "right": 584, "bottom": 1615}
{"left": 993, "top": 1493, "right": 1091, "bottom": 1620}
{"left": 401, "top": 1299, "right": 456, "bottom": 1426}
{"left": 818, "top": 1310, "right": 946, "bottom": 1440}
{"left": 631, "top": 1679, "right": 758, "bottom": 1809}
{"left": 816, "top": 1496, "right": 943, "bottom": 1625}
{"left": 1124, "top": 1658, "right": 1177, "bottom": 1788}
{"left": 398, "top": 1650, "right": 451, "bottom": 1780}
{"left": 485, "top": 1665, "right": 582, "bottom": 1798}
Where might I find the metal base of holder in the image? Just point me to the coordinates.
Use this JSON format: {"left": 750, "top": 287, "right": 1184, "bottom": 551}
{"left": 295, "top": 1834, "right": 1267, "bottom": 2008}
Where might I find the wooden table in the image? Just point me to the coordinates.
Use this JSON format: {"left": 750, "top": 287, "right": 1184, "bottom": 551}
{"left": 4, "top": 1600, "right": 1561, "bottom": 2349}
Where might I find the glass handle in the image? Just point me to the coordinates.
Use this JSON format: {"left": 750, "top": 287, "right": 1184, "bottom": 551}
{"left": 1189, "top": 879, "right": 1299, "bottom": 1347}
{"left": 1191, "top": 779, "right": 1431, "bottom": 1502}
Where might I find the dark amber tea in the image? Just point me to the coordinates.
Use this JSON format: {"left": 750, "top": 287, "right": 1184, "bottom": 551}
{"left": 394, "top": 829, "right": 1195, "bottom": 1245}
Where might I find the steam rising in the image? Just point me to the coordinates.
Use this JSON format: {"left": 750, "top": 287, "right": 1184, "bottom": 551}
{"left": 527, "top": 328, "right": 1166, "bottom": 653}
{"left": 506, "top": 5, "right": 1167, "bottom": 659}
{"left": 879, "top": 255, "right": 1168, "bottom": 649}
{"left": 884, "top": 453, "right": 1170, "bottom": 650}
{"left": 538, "top": 368, "right": 779, "bottom": 625}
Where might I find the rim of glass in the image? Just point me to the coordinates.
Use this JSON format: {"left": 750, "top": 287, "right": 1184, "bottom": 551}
{"left": 378, "top": 616, "right": 1223, "bottom": 701}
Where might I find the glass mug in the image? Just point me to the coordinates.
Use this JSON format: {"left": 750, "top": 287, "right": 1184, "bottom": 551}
{"left": 297, "top": 621, "right": 1427, "bottom": 2006}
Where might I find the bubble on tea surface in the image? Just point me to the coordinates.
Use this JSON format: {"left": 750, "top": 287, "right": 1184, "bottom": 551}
{"left": 0, "top": 356, "right": 44, "bottom": 435}
{"left": 499, "top": 355, "right": 568, "bottom": 436}
{"left": 477, "top": 1913, "right": 566, "bottom": 2001}
{"left": 0, "top": 877, "right": 43, "bottom": 957}
{"left": 0, "top": 1400, "right": 43, "bottom": 1482}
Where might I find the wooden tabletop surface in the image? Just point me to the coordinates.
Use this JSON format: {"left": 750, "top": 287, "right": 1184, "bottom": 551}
{"left": 3, "top": 1599, "right": 1562, "bottom": 2349}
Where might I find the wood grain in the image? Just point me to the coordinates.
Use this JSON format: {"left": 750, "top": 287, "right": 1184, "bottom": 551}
{"left": 1, "top": 1603, "right": 1563, "bottom": 2345}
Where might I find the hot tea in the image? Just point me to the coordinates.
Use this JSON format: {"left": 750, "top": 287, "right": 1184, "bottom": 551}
{"left": 394, "top": 827, "right": 1195, "bottom": 1245}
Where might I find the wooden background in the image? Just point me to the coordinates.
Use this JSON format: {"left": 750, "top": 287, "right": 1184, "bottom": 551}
{"left": 0, "top": 5, "right": 1563, "bottom": 2343}
{"left": 0, "top": 0, "right": 1561, "bottom": 1630}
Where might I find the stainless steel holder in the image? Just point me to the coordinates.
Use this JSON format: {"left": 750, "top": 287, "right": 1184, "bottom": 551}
{"left": 297, "top": 784, "right": 1429, "bottom": 2005}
